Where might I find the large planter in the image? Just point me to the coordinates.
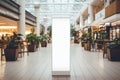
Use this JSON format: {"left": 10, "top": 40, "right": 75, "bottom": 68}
{"left": 107, "top": 45, "right": 120, "bottom": 61}
{"left": 4, "top": 49, "right": 18, "bottom": 61}
{"left": 36, "top": 43, "right": 39, "bottom": 48}
{"left": 84, "top": 42, "right": 91, "bottom": 51}
{"left": 81, "top": 42, "right": 86, "bottom": 47}
{"left": 87, "top": 42, "right": 91, "bottom": 51}
{"left": 41, "top": 41, "right": 47, "bottom": 47}
{"left": 84, "top": 42, "right": 87, "bottom": 50}
{"left": 28, "top": 44, "right": 36, "bottom": 52}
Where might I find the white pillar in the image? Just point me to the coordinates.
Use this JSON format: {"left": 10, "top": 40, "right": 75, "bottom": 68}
{"left": 105, "top": 0, "right": 110, "bottom": 7}
{"left": 88, "top": 4, "right": 94, "bottom": 24}
{"left": 19, "top": 0, "right": 25, "bottom": 38}
{"left": 43, "top": 18, "right": 48, "bottom": 34}
{"left": 42, "top": 23, "right": 47, "bottom": 34}
{"left": 80, "top": 14, "right": 84, "bottom": 28}
{"left": 34, "top": 4, "right": 40, "bottom": 36}
{"left": 75, "top": 21, "right": 78, "bottom": 30}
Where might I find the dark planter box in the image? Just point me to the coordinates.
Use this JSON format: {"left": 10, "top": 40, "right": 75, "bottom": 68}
{"left": 28, "top": 44, "right": 36, "bottom": 52}
{"left": 107, "top": 45, "right": 120, "bottom": 61}
{"left": 41, "top": 42, "right": 47, "bottom": 47}
{"left": 36, "top": 43, "right": 39, "bottom": 48}
{"left": 81, "top": 42, "right": 86, "bottom": 47}
{"left": 87, "top": 42, "right": 91, "bottom": 51}
{"left": 4, "top": 49, "right": 18, "bottom": 61}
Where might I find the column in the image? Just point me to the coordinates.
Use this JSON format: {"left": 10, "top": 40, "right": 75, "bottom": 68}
{"left": 80, "top": 13, "right": 84, "bottom": 28}
{"left": 42, "top": 23, "right": 47, "bottom": 34}
{"left": 75, "top": 20, "right": 80, "bottom": 30}
{"left": 88, "top": 4, "right": 94, "bottom": 24}
{"left": 105, "top": 0, "right": 110, "bottom": 7}
{"left": 43, "top": 17, "right": 48, "bottom": 34}
{"left": 18, "top": 0, "right": 25, "bottom": 38}
{"left": 34, "top": 4, "right": 40, "bottom": 36}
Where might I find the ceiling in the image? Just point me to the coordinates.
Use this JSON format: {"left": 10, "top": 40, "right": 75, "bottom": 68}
{"left": 25, "top": 0, "right": 91, "bottom": 26}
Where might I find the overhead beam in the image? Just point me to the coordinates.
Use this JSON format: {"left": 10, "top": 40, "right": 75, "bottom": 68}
{"left": 29, "top": 12, "right": 79, "bottom": 16}
{"left": 25, "top": 2, "right": 89, "bottom": 5}
{"left": 27, "top": 10, "right": 80, "bottom": 14}
{"left": 28, "top": 11, "right": 80, "bottom": 13}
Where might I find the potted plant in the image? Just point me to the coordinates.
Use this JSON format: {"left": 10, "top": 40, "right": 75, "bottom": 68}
{"left": 81, "top": 34, "right": 87, "bottom": 47}
{"left": 4, "top": 32, "right": 22, "bottom": 61}
{"left": 107, "top": 38, "right": 120, "bottom": 61}
{"left": 86, "top": 28, "right": 92, "bottom": 51}
{"left": 40, "top": 34, "right": 48, "bottom": 47}
{"left": 36, "top": 36, "right": 40, "bottom": 48}
{"left": 26, "top": 33, "right": 37, "bottom": 52}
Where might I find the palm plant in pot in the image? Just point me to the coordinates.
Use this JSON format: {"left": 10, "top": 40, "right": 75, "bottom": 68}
{"left": 4, "top": 32, "right": 22, "bottom": 61}
{"left": 40, "top": 34, "right": 48, "bottom": 47}
{"left": 26, "top": 33, "right": 37, "bottom": 52}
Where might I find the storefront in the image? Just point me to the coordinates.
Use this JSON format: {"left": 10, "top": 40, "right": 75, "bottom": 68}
{"left": 0, "top": 0, "right": 19, "bottom": 37}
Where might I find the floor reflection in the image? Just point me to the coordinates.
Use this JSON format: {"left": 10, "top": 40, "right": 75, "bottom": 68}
{"left": 52, "top": 75, "right": 70, "bottom": 80}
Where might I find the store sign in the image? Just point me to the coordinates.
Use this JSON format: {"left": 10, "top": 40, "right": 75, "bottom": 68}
{"left": 0, "top": 7, "right": 19, "bottom": 19}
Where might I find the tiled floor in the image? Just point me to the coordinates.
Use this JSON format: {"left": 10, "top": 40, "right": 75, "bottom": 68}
{"left": 0, "top": 44, "right": 120, "bottom": 80}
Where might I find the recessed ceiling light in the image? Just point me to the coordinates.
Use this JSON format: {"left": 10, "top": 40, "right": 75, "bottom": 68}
{"left": 0, "top": 26, "right": 17, "bottom": 29}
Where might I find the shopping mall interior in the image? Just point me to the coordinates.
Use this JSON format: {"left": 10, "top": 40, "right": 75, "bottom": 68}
{"left": 0, "top": 0, "right": 120, "bottom": 80}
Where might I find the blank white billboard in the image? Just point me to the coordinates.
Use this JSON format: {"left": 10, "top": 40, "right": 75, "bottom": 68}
{"left": 52, "top": 18, "right": 70, "bottom": 75}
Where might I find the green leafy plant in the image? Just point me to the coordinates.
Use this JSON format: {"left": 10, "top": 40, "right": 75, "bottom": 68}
{"left": 40, "top": 34, "right": 49, "bottom": 42}
{"left": 26, "top": 33, "right": 37, "bottom": 45}
{"left": 86, "top": 28, "right": 92, "bottom": 42}
{"left": 36, "top": 36, "right": 40, "bottom": 44}
{"left": 101, "top": 33, "right": 108, "bottom": 39}
{"left": 6, "top": 32, "right": 23, "bottom": 49}
{"left": 107, "top": 38, "right": 120, "bottom": 49}
{"left": 70, "top": 24, "right": 76, "bottom": 37}
{"left": 113, "top": 38, "right": 120, "bottom": 44}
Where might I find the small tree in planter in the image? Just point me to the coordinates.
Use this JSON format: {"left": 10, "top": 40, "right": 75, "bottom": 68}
{"left": 40, "top": 34, "right": 48, "bottom": 47}
{"left": 4, "top": 32, "right": 22, "bottom": 61}
{"left": 26, "top": 33, "right": 38, "bottom": 52}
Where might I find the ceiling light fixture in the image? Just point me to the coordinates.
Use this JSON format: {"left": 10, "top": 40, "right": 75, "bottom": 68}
{"left": 0, "top": 26, "right": 17, "bottom": 29}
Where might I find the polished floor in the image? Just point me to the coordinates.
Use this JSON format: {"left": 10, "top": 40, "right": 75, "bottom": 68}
{"left": 0, "top": 44, "right": 120, "bottom": 80}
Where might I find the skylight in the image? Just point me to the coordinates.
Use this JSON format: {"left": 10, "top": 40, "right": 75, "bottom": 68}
{"left": 25, "top": 0, "right": 90, "bottom": 25}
